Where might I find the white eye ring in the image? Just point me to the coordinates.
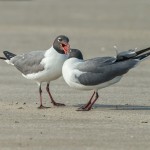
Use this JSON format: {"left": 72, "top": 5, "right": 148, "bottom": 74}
{"left": 58, "top": 38, "right": 62, "bottom": 42}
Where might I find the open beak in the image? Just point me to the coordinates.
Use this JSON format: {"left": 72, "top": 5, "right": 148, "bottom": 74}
{"left": 60, "top": 42, "right": 70, "bottom": 54}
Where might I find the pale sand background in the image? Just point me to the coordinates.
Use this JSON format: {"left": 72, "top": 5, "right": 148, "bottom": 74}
{"left": 0, "top": 0, "right": 150, "bottom": 150}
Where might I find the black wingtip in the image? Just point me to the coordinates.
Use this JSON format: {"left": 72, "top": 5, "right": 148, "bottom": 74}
{"left": 0, "top": 57, "right": 7, "bottom": 60}
{"left": 136, "top": 47, "right": 150, "bottom": 55}
{"left": 3, "top": 51, "right": 16, "bottom": 60}
{"left": 116, "top": 47, "right": 150, "bottom": 62}
{"left": 135, "top": 51, "right": 150, "bottom": 60}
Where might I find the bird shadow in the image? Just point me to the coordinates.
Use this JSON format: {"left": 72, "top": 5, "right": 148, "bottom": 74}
{"left": 74, "top": 104, "right": 150, "bottom": 110}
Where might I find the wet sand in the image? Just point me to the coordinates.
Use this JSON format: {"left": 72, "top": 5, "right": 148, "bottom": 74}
{"left": 0, "top": 0, "right": 150, "bottom": 150}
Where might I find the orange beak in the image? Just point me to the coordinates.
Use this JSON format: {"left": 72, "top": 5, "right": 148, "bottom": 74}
{"left": 61, "top": 43, "right": 70, "bottom": 54}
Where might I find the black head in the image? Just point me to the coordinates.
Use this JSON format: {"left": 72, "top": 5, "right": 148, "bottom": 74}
{"left": 68, "top": 49, "right": 83, "bottom": 60}
{"left": 53, "top": 35, "right": 70, "bottom": 54}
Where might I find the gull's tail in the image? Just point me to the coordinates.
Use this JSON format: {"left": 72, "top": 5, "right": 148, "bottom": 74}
{"left": 0, "top": 51, "right": 16, "bottom": 65}
{"left": 0, "top": 51, "right": 16, "bottom": 60}
{"left": 0, "top": 57, "right": 6, "bottom": 60}
{"left": 3, "top": 51, "right": 16, "bottom": 60}
{"left": 116, "top": 47, "right": 150, "bottom": 61}
{"left": 136, "top": 47, "right": 150, "bottom": 56}
{"left": 135, "top": 51, "right": 150, "bottom": 61}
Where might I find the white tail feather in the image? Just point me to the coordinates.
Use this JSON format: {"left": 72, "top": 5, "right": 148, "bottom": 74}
{"left": 5, "top": 60, "right": 14, "bottom": 65}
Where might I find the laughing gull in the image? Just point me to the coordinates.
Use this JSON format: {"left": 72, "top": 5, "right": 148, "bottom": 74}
{"left": 62, "top": 47, "right": 150, "bottom": 111}
{"left": 0, "top": 35, "right": 70, "bottom": 109}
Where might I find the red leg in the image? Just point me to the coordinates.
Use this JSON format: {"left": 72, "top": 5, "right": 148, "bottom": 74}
{"left": 85, "top": 92, "right": 99, "bottom": 111}
{"left": 77, "top": 91, "right": 95, "bottom": 111}
{"left": 38, "top": 84, "right": 50, "bottom": 109}
{"left": 77, "top": 92, "right": 99, "bottom": 111}
{"left": 46, "top": 83, "right": 65, "bottom": 106}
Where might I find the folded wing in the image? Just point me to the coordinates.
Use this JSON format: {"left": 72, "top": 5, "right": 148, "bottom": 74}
{"left": 10, "top": 51, "right": 45, "bottom": 75}
{"left": 76, "top": 57, "right": 138, "bottom": 86}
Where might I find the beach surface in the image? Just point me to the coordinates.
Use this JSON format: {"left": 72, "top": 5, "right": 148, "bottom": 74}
{"left": 0, "top": 0, "right": 150, "bottom": 150}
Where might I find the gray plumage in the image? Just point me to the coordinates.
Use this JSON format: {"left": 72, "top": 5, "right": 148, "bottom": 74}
{"left": 116, "top": 49, "right": 136, "bottom": 61}
{"left": 0, "top": 35, "right": 70, "bottom": 109}
{"left": 10, "top": 51, "right": 45, "bottom": 75}
{"left": 63, "top": 47, "right": 150, "bottom": 111}
{"left": 77, "top": 57, "right": 138, "bottom": 85}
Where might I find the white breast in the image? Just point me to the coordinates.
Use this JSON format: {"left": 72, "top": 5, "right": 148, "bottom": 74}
{"left": 24, "top": 47, "right": 68, "bottom": 83}
{"left": 62, "top": 58, "right": 86, "bottom": 88}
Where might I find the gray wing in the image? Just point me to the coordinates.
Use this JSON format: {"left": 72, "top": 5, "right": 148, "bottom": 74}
{"left": 76, "top": 57, "right": 138, "bottom": 86}
{"left": 77, "top": 57, "right": 116, "bottom": 72}
{"left": 10, "top": 51, "right": 45, "bottom": 75}
{"left": 116, "top": 49, "right": 136, "bottom": 61}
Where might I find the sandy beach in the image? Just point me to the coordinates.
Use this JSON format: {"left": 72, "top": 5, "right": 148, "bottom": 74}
{"left": 0, "top": 0, "right": 150, "bottom": 149}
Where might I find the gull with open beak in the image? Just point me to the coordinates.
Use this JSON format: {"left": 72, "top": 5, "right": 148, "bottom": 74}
{"left": 0, "top": 35, "right": 70, "bottom": 108}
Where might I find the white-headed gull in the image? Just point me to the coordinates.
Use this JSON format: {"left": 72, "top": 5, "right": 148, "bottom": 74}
{"left": 62, "top": 47, "right": 150, "bottom": 111}
{"left": 0, "top": 35, "right": 70, "bottom": 109}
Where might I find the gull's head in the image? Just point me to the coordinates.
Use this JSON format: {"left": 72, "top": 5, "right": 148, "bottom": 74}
{"left": 68, "top": 49, "right": 83, "bottom": 60}
{"left": 53, "top": 35, "right": 70, "bottom": 54}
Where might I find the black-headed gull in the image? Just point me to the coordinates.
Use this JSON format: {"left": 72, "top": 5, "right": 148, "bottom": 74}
{"left": 62, "top": 47, "right": 150, "bottom": 111}
{"left": 0, "top": 35, "right": 70, "bottom": 109}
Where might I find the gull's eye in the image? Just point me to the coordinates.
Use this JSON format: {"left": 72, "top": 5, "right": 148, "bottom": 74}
{"left": 58, "top": 37, "right": 62, "bottom": 42}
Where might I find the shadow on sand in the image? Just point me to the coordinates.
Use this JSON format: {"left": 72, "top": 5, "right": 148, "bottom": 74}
{"left": 74, "top": 104, "right": 150, "bottom": 110}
